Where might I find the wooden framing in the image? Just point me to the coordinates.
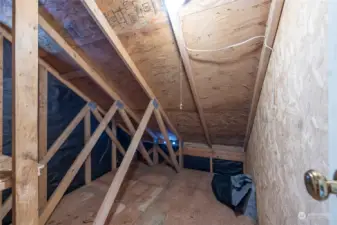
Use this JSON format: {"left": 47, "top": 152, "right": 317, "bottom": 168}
{"left": 84, "top": 111, "right": 91, "bottom": 184}
{"left": 0, "top": 2, "right": 264, "bottom": 224}
{"left": 0, "top": 195, "right": 11, "bottom": 221}
{"left": 156, "top": 147, "right": 175, "bottom": 167}
{"left": 39, "top": 104, "right": 90, "bottom": 166}
{"left": 179, "top": 140, "right": 184, "bottom": 169}
{"left": 12, "top": 0, "right": 39, "bottom": 224}
{"left": 91, "top": 109, "right": 126, "bottom": 156}
{"left": 244, "top": 0, "right": 285, "bottom": 149}
{"left": 38, "top": 64, "right": 48, "bottom": 211}
{"left": 111, "top": 120, "right": 117, "bottom": 169}
{"left": 0, "top": 20, "right": 178, "bottom": 225}
{"left": 118, "top": 107, "right": 153, "bottom": 166}
{"left": 179, "top": 143, "right": 245, "bottom": 163}
{"left": 92, "top": 100, "right": 155, "bottom": 225}
{"left": 0, "top": 33, "right": 3, "bottom": 219}
{"left": 39, "top": 102, "right": 119, "bottom": 225}
{"left": 154, "top": 108, "right": 180, "bottom": 172}
{"left": 82, "top": 0, "right": 181, "bottom": 140}
{"left": 153, "top": 144, "right": 159, "bottom": 165}
{"left": 165, "top": 2, "right": 212, "bottom": 147}
{"left": 38, "top": 14, "right": 158, "bottom": 141}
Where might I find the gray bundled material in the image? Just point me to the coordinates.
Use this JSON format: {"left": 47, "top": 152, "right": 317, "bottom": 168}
{"left": 231, "top": 174, "right": 257, "bottom": 223}
{"left": 212, "top": 173, "right": 257, "bottom": 224}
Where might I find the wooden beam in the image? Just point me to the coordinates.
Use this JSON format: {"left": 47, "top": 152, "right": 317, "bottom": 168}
{"left": 91, "top": 109, "right": 126, "bottom": 156}
{"left": 39, "top": 104, "right": 90, "bottom": 166}
{"left": 153, "top": 144, "right": 159, "bottom": 165}
{"left": 0, "top": 171, "right": 11, "bottom": 191}
{"left": 180, "top": 145, "right": 245, "bottom": 163}
{"left": 118, "top": 108, "right": 153, "bottom": 166}
{"left": 111, "top": 120, "right": 117, "bottom": 169}
{"left": 38, "top": 64, "right": 48, "bottom": 211}
{"left": 12, "top": 0, "right": 39, "bottom": 223}
{"left": 210, "top": 156, "right": 213, "bottom": 173}
{"left": 156, "top": 146, "right": 174, "bottom": 167}
{"left": 0, "top": 33, "right": 3, "bottom": 218}
{"left": 81, "top": 0, "right": 181, "bottom": 140}
{"left": 154, "top": 108, "right": 180, "bottom": 172}
{"left": 164, "top": 2, "right": 212, "bottom": 147}
{"left": 84, "top": 111, "right": 91, "bottom": 184}
{"left": 93, "top": 100, "right": 155, "bottom": 225}
{"left": 39, "top": 102, "right": 119, "bottom": 225}
{"left": 0, "top": 195, "right": 12, "bottom": 221}
{"left": 61, "top": 70, "right": 86, "bottom": 80}
{"left": 244, "top": 0, "right": 285, "bottom": 149}
{"left": 179, "top": 140, "right": 184, "bottom": 169}
{"left": 38, "top": 14, "right": 157, "bottom": 140}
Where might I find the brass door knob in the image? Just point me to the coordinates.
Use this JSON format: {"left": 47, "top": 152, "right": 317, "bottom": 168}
{"left": 304, "top": 170, "right": 337, "bottom": 201}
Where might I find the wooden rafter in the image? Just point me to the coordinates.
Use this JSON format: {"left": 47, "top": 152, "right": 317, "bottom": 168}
{"left": 118, "top": 107, "right": 154, "bottom": 166}
{"left": 179, "top": 140, "right": 184, "bottom": 169}
{"left": 12, "top": 0, "right": 39, "bottom": 224}
{"left": 152, "top": 144, "right": 159, "bottom": 165}
{"left": 39, "top": 102, "right": 119, "bottom": 225}
{"left": 81, "top": 0, "right": 181, "bottom": 140}
{"left": 84, "top": 111, "right": 91, "bottom": 184}
{"left": 154, "top": 107, "right": 180, "bottom": 172}
{"left": 111, "top": 120, "right": 117, "bottom": 169}
{"left": 0, "top": 33, "right": 3, "bottom": 216}
{"left": 165, "top": 2, "right": 212, "bottom": 147}
{"left": 244, "top": 0, "right": 285, "bottom": 149}
{"left": 37, "top": 14, "right": 158, "bottom": 140}
{"left": 93, "top": 100, "right": 155, "bottom": 225}
{"left": 38, "top": 64, "right": 48, "bottom": 210}
{"left": 156, "top": 146, "right": 175, "bottom": 167}
{"left": 0, "top": 194, "right": 11, "bottom": 220}
{"left": 180, "top": 143, "right": 245, "bottom": 163}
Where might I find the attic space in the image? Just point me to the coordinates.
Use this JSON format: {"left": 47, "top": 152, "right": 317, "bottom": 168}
{"left": 0, "top": 0, "right": 332, "bottom": 225}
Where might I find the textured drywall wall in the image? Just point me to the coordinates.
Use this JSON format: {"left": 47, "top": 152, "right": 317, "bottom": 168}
{"left": 246, "top": 0, "right": 329, "bottom": 224}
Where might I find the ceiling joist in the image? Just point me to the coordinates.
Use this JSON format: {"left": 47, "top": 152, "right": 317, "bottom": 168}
{"left": 81, "top": 0, "right": 181, "bottom": 140}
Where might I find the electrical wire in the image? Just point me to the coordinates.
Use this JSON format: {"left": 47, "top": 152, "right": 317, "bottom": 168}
{"left": 180, "top": 19, "right": 273, "bottom": 52}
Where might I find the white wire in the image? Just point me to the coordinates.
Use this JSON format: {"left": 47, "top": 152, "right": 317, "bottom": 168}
{"left": 184, "top": 35, "right": 273, "bottom": 52}
{"left": 179, "top": 18, "right": 273, "bottom": 52}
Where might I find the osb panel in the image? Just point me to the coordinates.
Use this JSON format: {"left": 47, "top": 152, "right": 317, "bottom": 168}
{"left": 38, "top": 0, "right": 271, "bottom": 144}
{"left": 182, "top": 0, "right": 270, "bottom": 111}
{"left": 246, "top": 1, "right": 328, "bottom": 225}
{"left": 167, "top": 111, "right": 206, "bottom": 143}
{"left": 118, "top": 24, "right": 196, "bottom": 111}
{"left": 205, "top": 112, "right": 247, "bottom": 146}
{"left": 73, "top": 39, "right": 150, "bottom": 110}
{"left": 95, "top": 0, "right": 196, "bottom": 111}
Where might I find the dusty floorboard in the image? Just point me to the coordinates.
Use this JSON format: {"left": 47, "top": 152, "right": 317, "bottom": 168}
{"left": 47, "top": 164, "right": 254, "bottom": 225}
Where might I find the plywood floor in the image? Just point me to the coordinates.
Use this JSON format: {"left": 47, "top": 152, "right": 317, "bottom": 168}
{"left": 47, "top": 163, "right": 254, "bottom": 225}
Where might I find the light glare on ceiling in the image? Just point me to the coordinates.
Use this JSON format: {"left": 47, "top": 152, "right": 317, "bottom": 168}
{"left": 165, "top": 0, "right": 185, "bottom": 13}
